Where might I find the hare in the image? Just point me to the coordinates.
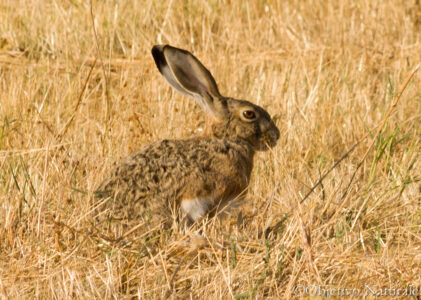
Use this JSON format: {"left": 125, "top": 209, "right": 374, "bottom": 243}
{"left": 95, "top": 45, "right": 280, "bottom": 231}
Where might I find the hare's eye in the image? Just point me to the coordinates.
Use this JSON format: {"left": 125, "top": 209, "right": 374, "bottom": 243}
{"left": 242, "top": 110, "right": 256, "bottom": 120}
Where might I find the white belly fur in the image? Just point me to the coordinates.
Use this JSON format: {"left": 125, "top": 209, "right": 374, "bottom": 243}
{"left": 181, "top": 197, "right": 214, "bottom": 221}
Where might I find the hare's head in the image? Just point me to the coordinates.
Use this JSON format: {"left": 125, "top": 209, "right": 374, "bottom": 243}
{"left": 152, "top": 45, "right": 280, "bottom": 151}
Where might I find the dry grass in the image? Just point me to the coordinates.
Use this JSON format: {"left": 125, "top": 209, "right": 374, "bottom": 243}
{"left": 1, "top": 0, "right": 421, "bottom": 299}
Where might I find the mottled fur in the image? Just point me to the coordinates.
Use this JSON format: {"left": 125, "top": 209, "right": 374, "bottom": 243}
{"left": 95, "top": 45, "right": 279, "bottom": 230}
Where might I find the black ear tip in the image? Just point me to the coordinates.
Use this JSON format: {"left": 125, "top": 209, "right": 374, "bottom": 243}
{"left": 151, "top": 45, "right": 167, "bottom": 71}
{"left": 151, "top": 45, "right": 164, "bottom": 59}
{"left": 151, "top": 45, "right": 163, "bottom": 55}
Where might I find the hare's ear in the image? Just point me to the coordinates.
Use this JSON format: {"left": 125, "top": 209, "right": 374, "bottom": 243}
{"left": 152, "top": 45, "right": 227, "bottom": 120}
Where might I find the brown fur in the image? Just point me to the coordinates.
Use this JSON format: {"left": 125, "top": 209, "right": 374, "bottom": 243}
{"left": 95, "top": 45, "right": 280, "bottom": 231}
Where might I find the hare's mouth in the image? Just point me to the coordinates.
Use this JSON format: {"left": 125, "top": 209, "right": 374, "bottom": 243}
{"left": 266, "top": 137, "right": 279, "bottom": 149}
{"left": 264, "top": 126, "right": 280, "bottom": 149}
{"left": 255, "top": 132, "right": 279, "bottom": 151}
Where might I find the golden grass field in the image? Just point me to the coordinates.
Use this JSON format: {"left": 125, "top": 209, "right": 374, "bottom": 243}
{"left": 1, "top": 0, "right": 421, "bottom": 298}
